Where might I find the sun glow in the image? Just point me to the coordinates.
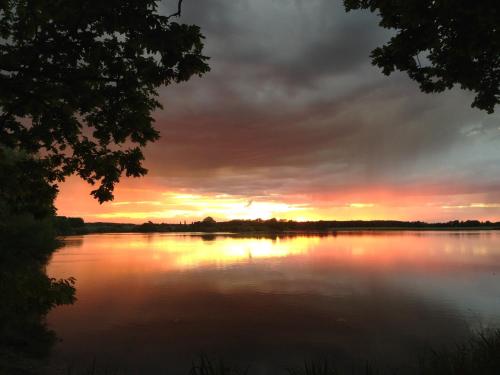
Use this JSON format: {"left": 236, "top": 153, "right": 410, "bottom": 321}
{"left": 55, "top": 178, "right": 500, "bottom": 223}
{"left": 91, "top": 191, "right": 308, "bottom": 222}
{"left": 349, "top": 203, "right": 375, "bottom": 208}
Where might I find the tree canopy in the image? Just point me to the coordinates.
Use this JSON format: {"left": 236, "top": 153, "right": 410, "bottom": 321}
{"left": 0, "top": 0, "right": 209, "bottom": 203}
{"left": 344, "top": 0, "right": 499, "bottom": 113}
{"left": 0, "top": 147, "right": 56, "bottom": 219}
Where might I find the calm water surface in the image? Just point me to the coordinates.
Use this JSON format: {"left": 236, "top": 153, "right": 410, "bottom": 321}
{"left": 47, "top": 232, "right": 500, "bottom": 374}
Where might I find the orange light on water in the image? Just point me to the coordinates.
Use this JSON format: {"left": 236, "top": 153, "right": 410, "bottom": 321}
{"left": 49, "top": 232, "right": 500, "bottom": 284}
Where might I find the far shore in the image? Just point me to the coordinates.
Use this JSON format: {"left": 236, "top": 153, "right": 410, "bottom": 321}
{"left": 55, "top": 217, "right": 500, "bottom": 236}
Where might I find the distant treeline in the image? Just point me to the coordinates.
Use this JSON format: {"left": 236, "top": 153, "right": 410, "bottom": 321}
{"left": 55, "top": 216, "right": 500, "bottom": 235}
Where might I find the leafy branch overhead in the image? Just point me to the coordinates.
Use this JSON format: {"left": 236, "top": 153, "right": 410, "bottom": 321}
{"left": 0, "top": 0, "right": 210, "bottom": 202}
{"left": 345, "top": 0, "right": 499, "bottom": 113}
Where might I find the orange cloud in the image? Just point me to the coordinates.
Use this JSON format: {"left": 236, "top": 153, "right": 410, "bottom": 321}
{"left": 55, "top": 176, "right": 500, "bottom": 223}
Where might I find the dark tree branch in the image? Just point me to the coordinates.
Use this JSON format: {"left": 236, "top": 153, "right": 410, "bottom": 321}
{"left": 0, "top": 0, "right": 209, "bottom": 202}
{"left": 345, "top": 0, "right": 499, "bottom": 113}
{"left": 0, "top": 63, "right": 121, "bottom": 84}
{"left": 167, "top": 0, "right": 183, "bottom": 20}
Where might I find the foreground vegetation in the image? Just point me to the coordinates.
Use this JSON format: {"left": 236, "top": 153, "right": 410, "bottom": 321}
{"left": 42, "top": 329, "right": 500, "bottom": 374}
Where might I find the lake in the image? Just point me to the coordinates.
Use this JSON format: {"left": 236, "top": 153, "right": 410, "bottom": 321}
{"left": 46, "top": 231, "right": 500, "bottom": 374}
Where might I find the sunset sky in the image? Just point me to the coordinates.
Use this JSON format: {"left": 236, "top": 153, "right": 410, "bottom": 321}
{"left": 56, "top": 0, "right": 500, "bottom": 223}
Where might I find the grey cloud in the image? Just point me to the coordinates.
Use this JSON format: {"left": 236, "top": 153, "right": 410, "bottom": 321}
{"left": 173, "top": 0, "right": 390, "bottom": 85}
{"left": 148, "top": 0, "right": 500, "bottom": 199}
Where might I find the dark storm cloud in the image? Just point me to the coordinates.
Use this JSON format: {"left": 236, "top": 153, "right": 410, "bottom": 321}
{"left": 175, "top": 0, "right": 390, "bottom": 86}
{"left": 150, "top": 0, "right": 500, "bottom": 199}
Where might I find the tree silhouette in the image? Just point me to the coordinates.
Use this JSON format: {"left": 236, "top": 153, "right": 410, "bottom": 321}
{"left": 344, "top": 1, "right": 499, "bottom": 113}
{"left": 0, "top": 0, "right": 209, "bottom": 203}
{"left": 0, "top": 147, "right": 61, "bottom": 253}
{"left": 202, "top": 216, "right": 216, "bottom": 224}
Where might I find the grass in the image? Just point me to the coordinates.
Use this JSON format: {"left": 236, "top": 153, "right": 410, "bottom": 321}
{"left": 189, "top": 356, "right": 249, "bottom": 375}
{"left": 45, "top": 329, "right": 500, "bottom": 375}
{"left": 286, "top": 361, "right": 339, "bottom": 375}
{"left": 417, "top": 329, "right": 500, "bottom": 375}
{"left": 186, "top": 331, "right": 500, "bottom": 374}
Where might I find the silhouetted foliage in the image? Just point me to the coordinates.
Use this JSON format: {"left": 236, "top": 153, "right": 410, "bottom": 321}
{"left": 0, "top": 0, "right": 209, "bottom": 202}
{"left": 66, "top": 218, "right": 500, "bottom": 235}
{"left": 0, "top": 147, "right": 56, "bottom": 219}
{"left": 49, "top": 330, "right": 500, "bottom": 374}
{"left": 418, "top": 330, "right": 500, "bottom": 375}
{"left": 344, "top": 1, "right": 500, "bottom": 113}
{"left": 0, "top": 147, "right": 59, "bottom": 255}
{"left": 190, "top": 356, "right": 248, "bottom": 375}
{"left": 0, "top": 257, "right": 75, "bottom": 374}
{"left": 202, "top": 216, "right": 217, "bottom": 224}
{"left": 0, "top": 215, "right": 58, "bottom": 257}
{"left": 53, "top": 216, "right": 85, "bottom": 235}
{"left": 287, "top": 360, "right": 338, "bottom": 375}
{"left": 138, "top": 220, "right": 157, "bottom": 232}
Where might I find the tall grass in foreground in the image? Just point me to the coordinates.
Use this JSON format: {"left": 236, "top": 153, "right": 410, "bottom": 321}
{"left": 51, "top": 329, "right": 500, "bottom": 375}
{"left": 285, "top": 360, "right": 382, "bottom": 375}
{"left": 285, "top": 330, "right": 500, "bottom": 375}
{"left": 286, "top": 360, "right": 339, "bottom": 375}
{"left": 189, "top": 356, "right": 248, "bottom": 375}
{"left": 417, "top": 329, "right": 500, "bottom": 375}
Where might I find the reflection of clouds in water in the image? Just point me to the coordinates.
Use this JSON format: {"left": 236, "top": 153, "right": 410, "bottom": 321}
{"left": 55, "top": 231, "right": 500, "bottom": 273}
{"left": 394, "top": 272, "right": 500, "bottom": 329}
{"left": 47, "top": 232, "right": 500, "bottom": 374}
{"left": 48, "top": 260, "right": 472, "bottom": 374}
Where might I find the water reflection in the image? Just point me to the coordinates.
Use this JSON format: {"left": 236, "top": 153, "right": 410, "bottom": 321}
{"left": 46, "top": 232, "right": 500, "bottom": 374}
{"left": 0, "top": 255, "right": 75, "bottom": 374}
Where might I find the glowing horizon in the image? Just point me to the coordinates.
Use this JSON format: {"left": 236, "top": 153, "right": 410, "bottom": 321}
{"left": 56, "top": 176, "right": 500, "bottom": 224}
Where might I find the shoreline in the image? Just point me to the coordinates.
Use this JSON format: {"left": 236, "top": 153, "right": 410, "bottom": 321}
{"left": 60, "top": 226, "right": 500, "bottom": 236}
{"left": 55, "top": 216, "right": 500, "bottom": 236}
